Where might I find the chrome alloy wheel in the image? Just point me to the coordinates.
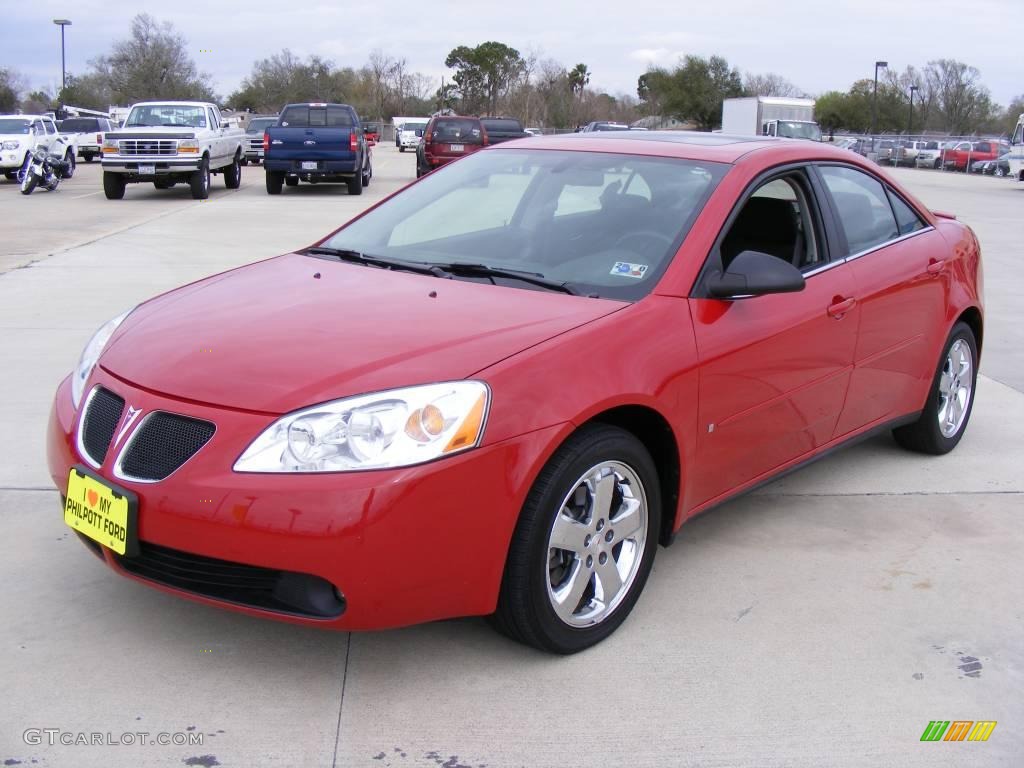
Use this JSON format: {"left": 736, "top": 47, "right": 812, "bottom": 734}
{"left": 938, "top": 338, "right": 973, "bottom": 438}
{"left": 545, "top": 461, "right": 648, "bottom": 627}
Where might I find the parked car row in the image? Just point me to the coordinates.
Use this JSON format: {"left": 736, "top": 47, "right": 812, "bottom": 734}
{"left": 0, "top": 114, "right": 77, "bottom": 182}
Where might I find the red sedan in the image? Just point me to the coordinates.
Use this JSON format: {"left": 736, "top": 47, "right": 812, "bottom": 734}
{"left": 48, "top": 133, "right": 983, "bottom": 653}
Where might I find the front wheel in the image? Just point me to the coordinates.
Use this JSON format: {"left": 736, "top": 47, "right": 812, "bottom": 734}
{"left": 224, "top": 154, "right": 241, "bottom": 189}
{"left": 362, "top": 159, "right": 372, "bottom": 187}
{"left": 491, "top": 424, "right": 661, "bottom": 654}
{"left": 190, "top": 157, "right": 210, "bottom": 199}
{"left": 103, "top": 171, "right": 126, "bottom": 200}
{"left": 20, "top": 170, "right": 38, "bottom": 195}
{"left": 893, "top": 322, "right": 978, "bottom": 454}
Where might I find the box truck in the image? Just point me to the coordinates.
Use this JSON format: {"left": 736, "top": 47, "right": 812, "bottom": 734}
{"left": 722, "top": 97, "right": 821, "bottom": 141}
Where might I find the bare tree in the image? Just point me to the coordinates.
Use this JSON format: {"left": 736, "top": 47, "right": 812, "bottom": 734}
{"left": 743, "top": 72, "right": 803, "bottom": 98}
{"left": 924, "top": 59, "right": 995, "bottom": 134}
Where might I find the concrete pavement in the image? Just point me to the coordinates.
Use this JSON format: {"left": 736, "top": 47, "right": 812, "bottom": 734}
{"left": 0, "top": 150, "right": 1021, "bottom": 767}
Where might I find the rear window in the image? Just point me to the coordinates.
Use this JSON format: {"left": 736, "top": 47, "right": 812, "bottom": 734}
{"left": 481, "top": 119, "right": 521, "bottom": 133}
{"left": 431, "top": 118, "right": 483, "bottom": 144}
{"left": 246, "top": 118, "right": 277, "bottom": 133}
{"left": 974, "top": 142, "right": 991, "bottom": 153}
{"left": 280, "top": 106, "right": 354, "bottom": 128}
{"left": 61, "top": 118, "right": 100, "bottom": 132}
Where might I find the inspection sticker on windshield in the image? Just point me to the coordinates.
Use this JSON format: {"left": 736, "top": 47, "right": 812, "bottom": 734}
{"left": 611, "top": 262, "right": 649, "bottom": 279}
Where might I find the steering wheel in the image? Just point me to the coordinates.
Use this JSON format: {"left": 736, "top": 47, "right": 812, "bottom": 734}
{"left": 613, "top": 230, "right": 674, "bottom": 254}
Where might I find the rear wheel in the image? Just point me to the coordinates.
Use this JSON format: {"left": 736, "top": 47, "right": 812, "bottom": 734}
{"left": 347, "top": 169, "right": 363, "bottom": 196}
{"left": 491, "top": 424, "right": 661, "bottom": 654}
{"left": 190, "top": 157, "right": 210, "bottom": 199}
{"left": 4, "top": 171, "right": 17, "bottom": 181}
{"left": 893, "top": 322, "right": 977, "bottom": 455}
{"left": 83, "top": 154, "right": 95, "bottom": 163}
{"left": 103, "top": 171, "right": 126, "bottom": 200}
{"left": 224, "top": 153, "right": 241, "bottom": 189}
{"left": 265, "top": 170, "right": 284, "bottom": 195}
{"left": 362, "top": 158, "right": 372, "bottom": 187}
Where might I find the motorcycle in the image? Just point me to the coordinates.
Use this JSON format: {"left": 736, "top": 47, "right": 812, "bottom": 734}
{"left": 20, "top": 136, "right": 74, "bottom": 195}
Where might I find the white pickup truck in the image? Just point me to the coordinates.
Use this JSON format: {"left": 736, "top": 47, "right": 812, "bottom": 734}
{"left": 1, "top": 114, "right": 76, "bottom": 182}
{"left": 100, "top": 101, "right": 245, "bottom": 199}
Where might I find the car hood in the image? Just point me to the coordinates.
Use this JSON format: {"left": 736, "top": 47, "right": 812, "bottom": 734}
{"left": 100, "top": 253, "right": 624, "bottom": 413}
{"left": 106, "top": 127, "right": 197, "bottom": 139}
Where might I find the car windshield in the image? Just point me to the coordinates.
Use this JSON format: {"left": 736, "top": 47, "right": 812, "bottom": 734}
{"left": 60, "top": 118, "right": 101, "bottom": 132}
{"left": 322, "top": 148, "right": 727, "bottom": 301}
{"left": 0, "top": 119, "right": 31, "bottom": 134}
{"left": 482, "top": 119, "right": 521, "bottom": 133}
{"left": 126, "top": 105, "right": 207, "bottom": 128}
{"left": 246, "top": 118, "right": 277, "bottom": 133}
{"left": 776, "top": 122, "right": 822, "bottom": 141}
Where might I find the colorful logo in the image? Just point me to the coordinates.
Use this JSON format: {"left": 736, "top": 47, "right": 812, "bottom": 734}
{"left": 920, "top": 721, "right": 997, "bottom": 742}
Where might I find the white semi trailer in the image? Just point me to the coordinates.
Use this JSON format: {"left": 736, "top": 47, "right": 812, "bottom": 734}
{"left": 722, "top": 97, "right": 821, "bottom": 141}
{"left": 1010, "top": 112, "right": 1024, "bottom": 182}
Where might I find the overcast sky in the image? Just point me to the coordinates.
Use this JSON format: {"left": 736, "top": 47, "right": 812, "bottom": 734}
{"left": 6, "top": 0, "right": 1023, "bottom": 108}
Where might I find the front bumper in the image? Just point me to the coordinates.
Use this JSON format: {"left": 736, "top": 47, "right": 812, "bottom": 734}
{"left": 47, "top": 370, "right": 561, "bottom": 630}
{"left": 1, "top": 150, "right": 28, "bottom": 169}
{"left": 101, "top": 156, "right": 201, "bottom": 175}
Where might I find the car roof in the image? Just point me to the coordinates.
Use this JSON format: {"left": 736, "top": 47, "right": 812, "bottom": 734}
{"left": 493, "top": 130, "right": 860, "bottom": 164}
{"left": 131, "top": 101, "right": 216, "bottom": 107}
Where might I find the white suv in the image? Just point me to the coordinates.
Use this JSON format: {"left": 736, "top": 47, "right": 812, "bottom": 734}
{"left": 1, "top": 114, "right": 74, "bottom": 180}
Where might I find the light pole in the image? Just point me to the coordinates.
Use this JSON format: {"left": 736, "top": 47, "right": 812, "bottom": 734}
{"left": 908, "top": 85, "right": 919, "bottom": 135}
{"left": 53, "top": 19, "right": 72, "bottom": 100}
{"left": 871, "top": 60, "right": 887, "bottom": 136}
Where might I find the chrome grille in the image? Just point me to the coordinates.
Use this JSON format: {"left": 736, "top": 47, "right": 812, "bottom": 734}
{"left": 247, "top": 137, "right": 263, "bottom": 152}
{"left": 118, "top": 139, "right": 178, "bottom": 156}
{"left": 116, "top": 412, "right": 215, "bottom": 482}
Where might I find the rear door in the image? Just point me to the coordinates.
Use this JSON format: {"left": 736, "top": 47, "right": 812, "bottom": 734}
{"left": 816, "top": 164, "right": 947, "bottom": 435}
{"left": 690, "top": 167, "right": 859, "bottom": 504}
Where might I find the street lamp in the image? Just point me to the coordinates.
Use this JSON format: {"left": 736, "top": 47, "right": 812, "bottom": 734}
{"left": 871, "top": 60, "right": 887, "bottom": 136}
{"left": 908, "top": 85, "right": 919, "bottom": 135}
{"left": 53, "top": 19, "right": 72, "bottom": 99}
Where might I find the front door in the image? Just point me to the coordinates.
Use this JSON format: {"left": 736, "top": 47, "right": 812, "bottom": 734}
{"left": 690, "top": 169, "right": 859, "bottom": 506}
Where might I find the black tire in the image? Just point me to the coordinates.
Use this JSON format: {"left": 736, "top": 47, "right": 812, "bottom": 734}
{"left": 84, "top": 154, "right": 94, "bottom": 163}
{"left": 399, "top": 146, "right": 406, "bottom": 153}
{"left": 190, "top": 157, "right": 210, "bottom": 199}
{"left": 103, "top": 171, "right": 126, "bottom": 200}
{"left": 893, "top": 321, "right": 978, "bottom": 455}
{"left": 4, "top": 171, "right": 16, "bottom": 181}
{"left": 266, "top": 170, "right": 284, "bottom": 195}
{"left": 285, "top": 175, "right": 299, "bottom": 187}
{"left": 346, "top": 168, "right": 363, "bottom": 195}
{"left": 362, "top": 159, "right": 371, "bottom": 187}
{"left": 241, "top": 158, "right": 248, "bottom": 166}
{"left": 20, "top": 171, "right": 38, "bottom": 195}
{"left": 490, "top": 424, "right": 661, "bottom": 654}
{"left": 61, "top": 151, "right": 75, "bottom": 179}
{"left": 224, "top": 153, "right": 241, "bottom": 189}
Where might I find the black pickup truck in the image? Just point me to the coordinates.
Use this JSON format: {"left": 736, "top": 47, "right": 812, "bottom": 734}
{"left": 263, "top": 103, "right": 372, "bottom": 195}
{"left": 480, "top": 117, "right": 531, "bottom": 144}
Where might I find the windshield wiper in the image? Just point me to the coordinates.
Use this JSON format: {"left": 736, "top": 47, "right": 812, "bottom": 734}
{"left": 303, "top": 247, "right": 443, "bottom": 276}
{"left": 429, "top": 262, "right": 579, "bottom": 295}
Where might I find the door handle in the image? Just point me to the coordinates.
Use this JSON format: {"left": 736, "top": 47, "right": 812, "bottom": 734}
{"left": 827, "top": 297, "right": 856, "bottom": 319}
{"left": 926, "top": 258, "right": 946, "bottom": 275}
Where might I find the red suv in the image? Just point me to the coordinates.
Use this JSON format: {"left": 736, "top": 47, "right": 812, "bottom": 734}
{"left": 943, "top": 140, "right": 1008, "bottom": 171}
{"left": 416, "top": 115, "right": 488, "bottom": 177}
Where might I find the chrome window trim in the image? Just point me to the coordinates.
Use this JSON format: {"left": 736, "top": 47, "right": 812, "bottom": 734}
{"left": 841, "top": 225, "right": 935, "bottom": 264}
{"left": 112, "top": 410, "right": 217, "bottom": 485}
{"left": 75, "top": 385, "right": 104, "bottom": 469}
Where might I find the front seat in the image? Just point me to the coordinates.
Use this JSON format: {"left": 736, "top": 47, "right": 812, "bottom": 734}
{"left": 720, "top": 197, "right": 798, "bottom": 269}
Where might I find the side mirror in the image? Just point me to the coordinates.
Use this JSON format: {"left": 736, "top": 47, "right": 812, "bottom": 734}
{"left": 708, "top": 250, "right": 806, "bottom": 299}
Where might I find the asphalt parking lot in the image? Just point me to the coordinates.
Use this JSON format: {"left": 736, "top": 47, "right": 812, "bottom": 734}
{"left": 1, "top": 147, "right": 1021, "bottom": 767}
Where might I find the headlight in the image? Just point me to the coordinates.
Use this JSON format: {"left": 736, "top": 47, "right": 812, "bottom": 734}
{"left": 2, "top": 141, "right": 19, "bottom": 150}
{"left": 234, "top": 381, "right": 490, "bottom": 473}
{"left": 177, "top": 139, "right": 200, "bottom": 153}
{"left": 71, "top": 308, "right": 134, "bottom": 409}
{"left": 102, "top": 138, "right": 118, "bottom": 154}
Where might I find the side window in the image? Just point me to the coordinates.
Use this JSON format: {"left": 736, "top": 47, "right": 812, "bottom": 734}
{"left": 1014, "top": 123, "right": 1023, "bottom": 146}
{"left": 819, "top": 166, "right": 899, "bottom": 255}
{"left": 208, "top": 108, "right": 219, "bottom": 130}
{"left": 719, "top": 173, "right": 824, "bottom": 272}
{"left": 975, "top": 142, "right": 990, "bottom": 153}
{"left": 886, "top": 190, "right": 925, "bottom": 236}
{"left": 32, "top": 121, "right": 43, "bottom": 135}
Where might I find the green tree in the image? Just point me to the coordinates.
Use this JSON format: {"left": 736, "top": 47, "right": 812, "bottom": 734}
{"left": 23, "top": 90, "right": 55, "bottom": 114}
{"left": 638, "top": 55, "right": 743, "bottom": 130}
{"left": 0, "top": 67, "right": 26, "bottom": 112}
{"left": 58, "top": 73, "right": 111, "bottom": 111}
{"left": 444, "top": 42, "right": 524, "bottom": 115}
{"left": 568, "top": 63, "right": 590, "bottom": 98}
{"left": 91, "top": 14, "right": 215, "bottom": 104}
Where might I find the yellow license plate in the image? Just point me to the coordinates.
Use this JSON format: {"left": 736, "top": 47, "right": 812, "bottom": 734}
{"left": 64, "top": 467, "right": 136, "bottom": 556}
